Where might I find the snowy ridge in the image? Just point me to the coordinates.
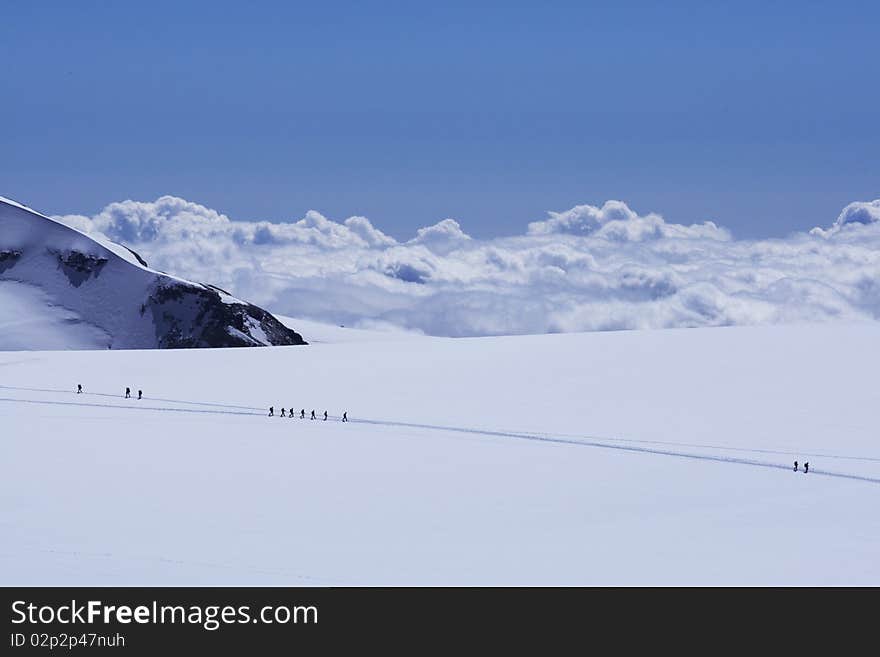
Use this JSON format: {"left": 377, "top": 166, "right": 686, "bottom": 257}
{"left": 0, "top": 196, "right": 306, "bottom": 350}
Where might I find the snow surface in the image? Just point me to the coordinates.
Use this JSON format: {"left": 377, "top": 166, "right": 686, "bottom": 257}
{"left": 1, "top": 322, "right": 879, "bottom": 585}
{"left": 0, "top": 281, "right": 111, "bottom": 350}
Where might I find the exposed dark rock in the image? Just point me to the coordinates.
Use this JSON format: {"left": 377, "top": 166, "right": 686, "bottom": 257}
{"left": 0, "top": 250, "right": 21, "bottom": 274}
{"left": 51, "top": 249, "right": 109, "bottom": 287}
{"left": 122, "top": 245, "right": 149, "bottom": 267}
{"left": 146, "top": 282, "right": 307, "bottom": 349}
{"left": 205, "top": 283, "right": 233, "bottom": 296}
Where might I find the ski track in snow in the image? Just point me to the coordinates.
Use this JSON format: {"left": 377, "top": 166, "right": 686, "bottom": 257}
{"left": 2, "top": 386, "right": 879, "bottom": 486}
{"left": 0, "top": 396, "right": 262, "bottom": 417}
{"left": 0, "top": 384, "right": 263, "bottom": 411}
{"left": 515, "top": 429, "right": 880, "bottom": 463}
{"left": 350, "top": 419, "right": 880, "bottom": 486}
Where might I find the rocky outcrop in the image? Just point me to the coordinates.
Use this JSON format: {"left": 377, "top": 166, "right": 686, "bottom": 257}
{"left": 0, "top": 250, "right": 21, "bottom": 274}
{"left": 145, "top": 282, "right": 305, "bottom": 348}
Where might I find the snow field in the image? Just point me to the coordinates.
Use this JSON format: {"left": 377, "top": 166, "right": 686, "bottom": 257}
{"left": 1, "top": 321, "right": 878, "bottom": 584}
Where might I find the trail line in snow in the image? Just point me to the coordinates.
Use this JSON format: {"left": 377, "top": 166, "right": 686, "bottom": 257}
{"left": 2, "top": 388, "right": 877, "bottom": 485}
{"left": 0, "top": 384, "right": 263, "bottom": 412}
{"left": 4, "top": 384, "right": 877, "bottom": 465}
{"left": 0, "top": 396, "right": 263, "bottom": 417}
{"left": 513, "top": 429, "right": 880, "bottom": 463}
{"left": 350, "top": 418, "right": 880, "bottom": 486}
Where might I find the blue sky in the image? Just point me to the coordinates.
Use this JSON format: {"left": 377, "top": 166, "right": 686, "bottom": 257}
{"left": 2, "top": 0, "right": 877, "bottom": 239}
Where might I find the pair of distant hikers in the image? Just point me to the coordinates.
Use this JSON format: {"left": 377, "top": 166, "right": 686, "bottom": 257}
{"left": 124, "top": 387, "right": 142, "bottom": 400}
{"left": 76, "top": 384, "right": 141, "bottom": 400}
{"left": 793, "top": 461, "right": 809, "bottom": 473}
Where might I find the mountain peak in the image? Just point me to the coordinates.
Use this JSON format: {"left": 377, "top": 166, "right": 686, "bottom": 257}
{"left": 0, "top": 196, "right": 306, "bottom": 350}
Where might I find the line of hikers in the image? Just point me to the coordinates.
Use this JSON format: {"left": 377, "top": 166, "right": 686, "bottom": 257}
{"left": 75, "top": 384, "right": 347, "bottom": 422}
{"left": 72, "top": 385, "right": 813, "bottom": 469}
{"left": 268, "top": 407, "right": 347, "bottom": 423}
{"left": 76, "top": 384, "right": 143, "bottom": 400}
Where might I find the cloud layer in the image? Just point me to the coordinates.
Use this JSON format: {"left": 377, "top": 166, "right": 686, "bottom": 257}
{"left": 55, "top": 196, "right": 880, "bottom": 337}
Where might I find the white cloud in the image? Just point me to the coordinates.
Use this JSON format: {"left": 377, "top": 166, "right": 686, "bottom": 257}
{"left": 527, "top": 200, "right": 730, "bottom": 242}
{"left": 344, "top": 215, "right": 398, "bottom": 248}
{"left": 528, "top": 200, "right": 637, "bottom": 235}
{"left": 408, "top": 218, "right": 472, "bottom": 254}
{"left": 54, "top": 197, "right": 880, "bottom": 337}
{"left": 810, "top": 200, "right": 880, "bottom": 237}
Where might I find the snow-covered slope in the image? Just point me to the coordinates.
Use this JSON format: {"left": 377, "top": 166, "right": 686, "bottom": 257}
{"left": 1, "top": 322, "right": 878, "bottom": 585}
{"left": 0, "top": 196, "right": 305, "bottom": 350}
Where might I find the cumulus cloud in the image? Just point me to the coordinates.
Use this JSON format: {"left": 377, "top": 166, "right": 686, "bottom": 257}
{"left": 54, "top": 196, "right": 880, "bottom": 337}
{"left": 527, "top": 200, "right": 730, "bottom": 242}
{"left": 810, "top": 200, "right": 880, "bottom": 237}
{"left": 408, "top": 218, "right": 472, "bottom": 254}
